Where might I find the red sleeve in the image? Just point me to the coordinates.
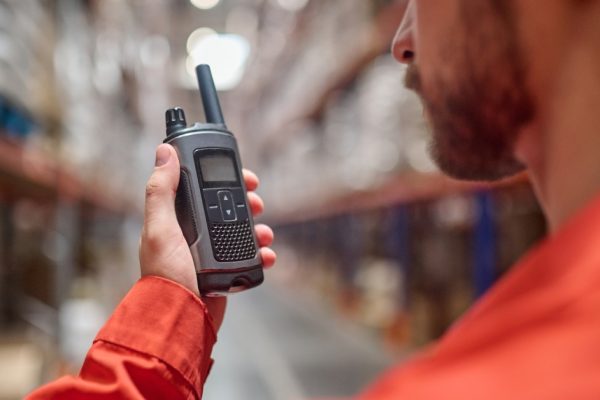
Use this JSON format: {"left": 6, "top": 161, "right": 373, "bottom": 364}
{"left": 26, "top": 276, "right": 217, "bottom": 400}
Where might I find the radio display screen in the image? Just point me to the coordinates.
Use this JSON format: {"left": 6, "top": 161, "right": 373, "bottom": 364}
{"left": 198, "top": 153, "right": 237, "bottom": 182}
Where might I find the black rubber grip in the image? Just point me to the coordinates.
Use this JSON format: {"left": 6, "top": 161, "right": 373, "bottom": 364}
{"left": 197, "top": 265, "right": 264, "bottom": 295}
{"left": 175, "top": 169, "right": 198, "bottom": 245}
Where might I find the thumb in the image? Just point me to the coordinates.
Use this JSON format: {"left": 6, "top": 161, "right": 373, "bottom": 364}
{"left": 144, "top": 144, "right": 180, "bottom": 228}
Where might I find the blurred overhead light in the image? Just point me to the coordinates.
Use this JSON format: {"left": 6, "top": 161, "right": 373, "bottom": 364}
{"left": 190, "top": 0, "right": 220, "bottom": 10}
{"left": 276, "top": 0, "right": 309, "bottom": 12}
{"left": 187, "top": 33, "right": 250, "bottom": 91}
{"left": 186, "top": 27, "right": 217, "bottom": 54}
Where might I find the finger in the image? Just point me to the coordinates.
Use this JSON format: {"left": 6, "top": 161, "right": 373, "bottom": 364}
{"left": 254, "top": 224, "right": 274, "bottom": 247}
{"left": 243, "top": 169, "right": 259, "bottom": 191}
{"left": 144, "top": 144, "right": 180, "bottom": 231}
{"left": 260, "top": 247, "right": 276, "bottom": 268}
{"left": 247, "top": 192, "right": 264, "bottom": 216}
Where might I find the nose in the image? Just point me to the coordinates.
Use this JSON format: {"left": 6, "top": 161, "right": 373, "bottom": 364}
{"left": 392, "top": 0, "right": 415, "bottom": 64}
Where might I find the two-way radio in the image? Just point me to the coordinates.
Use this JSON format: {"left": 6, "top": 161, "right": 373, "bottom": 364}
{"left": 164, "top": 64, "right": 263, "bottom": 296}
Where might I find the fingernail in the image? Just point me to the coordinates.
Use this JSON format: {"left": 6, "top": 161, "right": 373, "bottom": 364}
{"left": 155, "top": 145, "right": 170, "bottom": 167}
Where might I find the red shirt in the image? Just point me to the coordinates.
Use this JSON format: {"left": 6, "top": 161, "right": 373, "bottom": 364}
{"left": 28, "top": 277, "right": 216, "bottom": 400}
{"left": 29, "top": 195, "right": 600, "bottom": 399}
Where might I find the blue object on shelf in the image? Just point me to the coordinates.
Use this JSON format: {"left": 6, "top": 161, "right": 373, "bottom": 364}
{"left": 385, "top": 205, "right": 410, "bottom": 268}
{"left": 473, "top": 191, "right": 497, "bottom": 298}
{"left": 335, "top": 215, "right": 365, "bottom": 285}
{"left": 0, "top": 95, "right": 38, "bottom": 139}
{"left": 385, "top": 205, "right": 411, "bottom": 306}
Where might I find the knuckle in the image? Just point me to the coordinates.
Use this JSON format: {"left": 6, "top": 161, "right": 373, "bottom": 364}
{"left": 145, "top": 179, "right": 162, "bottom": 199}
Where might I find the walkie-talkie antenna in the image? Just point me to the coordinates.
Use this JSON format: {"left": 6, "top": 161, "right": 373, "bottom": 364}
{"left": 196, "top": 64, "right": 225, "bottom": 125}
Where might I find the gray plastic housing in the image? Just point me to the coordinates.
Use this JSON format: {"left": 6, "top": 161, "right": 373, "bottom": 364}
{"left": 164, "top": 123, "right": 263, "bottom": 295}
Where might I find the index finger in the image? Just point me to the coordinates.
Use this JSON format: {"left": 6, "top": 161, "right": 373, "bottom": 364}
{"left": 243, "top": 169, "right": 259, "bottom": 191}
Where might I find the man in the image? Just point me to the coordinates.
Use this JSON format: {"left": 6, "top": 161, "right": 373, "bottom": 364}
{"left": 29, "top": 0, "right": 600, "bottom": 398}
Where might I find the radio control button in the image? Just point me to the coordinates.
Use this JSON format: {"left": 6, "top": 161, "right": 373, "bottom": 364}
{"left": 202, "top": 189, "right": 219, "bottom": 207}
{"left": 230, "top": 188, "right": 246, "bottom": 204}
{"left": 235, "top": 203, "right": 249, "bottom": 220}
{"left": 218, "top": 190, "right": 237, "bottom": 221}
{"left": 221, "top": 207, "right": 236, "bottom": 221}
{"left": 207, "top": 205, "right": 222, "bottom": 222}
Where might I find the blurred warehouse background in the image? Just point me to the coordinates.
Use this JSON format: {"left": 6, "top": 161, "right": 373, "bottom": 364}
{"left": 0, "top": 0, "right": 546, "bottom": 399}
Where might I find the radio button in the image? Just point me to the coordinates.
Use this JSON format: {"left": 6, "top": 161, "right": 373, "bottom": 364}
{"left": 235, "top": 203, "right": 249, "bottom": 220}
{"left": 202, "top": 189, "right": 219, "bottom": 207}
{"left": 207, "top": 205, "right": 222, "bottom": 222}
{"left": 218, "top": 191, "right": 233, "bottom": 203}
{"left": 230, "top": 188, "right": 246, "bottom": 204}
{"left": 222, "top": 207, "right": 236, "bottom": 221}
{"left": 218, "top": 190, "right": 237, "bottom": 221}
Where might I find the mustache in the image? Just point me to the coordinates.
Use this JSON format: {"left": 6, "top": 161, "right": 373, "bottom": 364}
{"left": 404, "top": 64, "right": 422, "bottom": 92}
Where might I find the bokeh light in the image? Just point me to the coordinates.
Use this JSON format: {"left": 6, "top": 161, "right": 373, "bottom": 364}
{"left": 187, "top": 33, "right": 250, "bottom": 91}
{"left": 190, "top": 0, "right": 221, "bottom": 10}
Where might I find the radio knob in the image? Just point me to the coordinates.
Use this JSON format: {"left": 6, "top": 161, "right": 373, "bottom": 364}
{"left": 165, "top": 107, "right": 187, "bottom": 136}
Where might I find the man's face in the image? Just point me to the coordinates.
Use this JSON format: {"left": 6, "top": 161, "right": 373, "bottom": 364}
{"left": 394, "top": 0, "right": 534, "bottom": 181}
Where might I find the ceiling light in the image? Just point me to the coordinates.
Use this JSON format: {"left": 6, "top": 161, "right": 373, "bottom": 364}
{"left": 187, "top": 33, "right": 251, "bottom": 91}
{"left": 186, "top": 27, "right": 217, "bottom": 54}
{"left": 276, "top": 0, "right": 309, "bottom": 12}
{"left": 190, "top": 0, "right": 220, "bottom": 10}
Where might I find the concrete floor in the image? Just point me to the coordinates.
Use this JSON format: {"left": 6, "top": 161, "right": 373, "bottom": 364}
{"left": 203, "top": 283, "right": 395, "bottom": 400}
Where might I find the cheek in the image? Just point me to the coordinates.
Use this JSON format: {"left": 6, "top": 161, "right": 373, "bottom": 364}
{"left": 414, "top": 1, "right": 462, "bottom": 88}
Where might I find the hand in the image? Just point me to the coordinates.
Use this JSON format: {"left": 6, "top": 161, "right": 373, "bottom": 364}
{"left": 139, "top": 144, "right": 276, "bottom": 331}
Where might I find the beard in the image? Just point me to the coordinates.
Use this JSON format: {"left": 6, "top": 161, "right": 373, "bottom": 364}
{"left": 405, "top": 1, "right": 534, "bottom": 181}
